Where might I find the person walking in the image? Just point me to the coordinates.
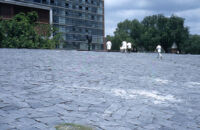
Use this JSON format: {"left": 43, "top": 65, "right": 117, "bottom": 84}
{"left": 127, "top": 42, "right": 132, "bottom": 53}
{"left": 122, "top": 41, "right": 127, "bottom": 53}
{"left": 156, "top": 44, "right": 163, "bottom": 59}
{"left": 106, "top": 41, "right": 112, "bottom": 52}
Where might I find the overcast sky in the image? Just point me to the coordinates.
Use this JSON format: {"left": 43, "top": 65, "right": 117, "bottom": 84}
{"left": 105, "top": 0, "right": 200, "bottom": 36}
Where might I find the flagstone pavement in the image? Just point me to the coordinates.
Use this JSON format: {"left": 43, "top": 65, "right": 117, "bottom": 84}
{"left": 0, "top": 49, "right": 200, "bottom": 130}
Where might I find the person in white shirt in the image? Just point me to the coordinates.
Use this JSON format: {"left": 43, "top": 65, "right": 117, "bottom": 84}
{"left": 156, "top": 44, "right": 162, "bottom": 59}
{"left": 127, "top": 42, "right": 132, "bottom": 53}
{"left": 121, "top": 41, "right": 127, "bottom": 53}
{"left": 106, "top": 41, "right": 112, "bottom": 52}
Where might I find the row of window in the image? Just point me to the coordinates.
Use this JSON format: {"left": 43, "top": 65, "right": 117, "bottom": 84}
{"left": 65, "top": 2, "right": 103, "bottom": 14}
{"left": 28, "top": 0, "right": 103, "bottom": 14}
{"left": 58, "top": 34, "right": 103, "bottom": 44}
{"left": 64, "top": 42, "right": 103, "bottom": 50}
{"left": 53, "top": 17, "right": 103, "bottom": 29}
{"left": 64, "top": 34, "right": 103, "bottom": 43}
{"left": 57, "top": 25, "right": 103, "bottom": 36}
{"left": 53, "top": 9, "right": 103, "bottom": 22}
{"left": 61, "top": 0, "right": 103, "bottom": 8}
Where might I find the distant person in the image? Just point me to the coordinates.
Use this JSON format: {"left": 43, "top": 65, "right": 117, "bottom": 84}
{"left": 120, "top": 42, "right": 123, "bottom": 52}
{"left": 121, "top": 41, "right": 127, "bottom": 53}
{"left": 127, "top": 42, "right": 132, "bottom": 53}
{"left": 156, "top": 44, "right": 163, "bottom": 59}
{"left": 106, "top": 41, "right": 112, "bottom": 52}
{"left": 86, "top": 35, "right": 92, "bottom": 51}
{"left": 120, "top": 46, "right": 123, "bottom": 52}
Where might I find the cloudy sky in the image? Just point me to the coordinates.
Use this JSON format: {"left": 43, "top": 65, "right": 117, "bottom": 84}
{"left": 105, "top": 0, "right": 200, "bottom": 36}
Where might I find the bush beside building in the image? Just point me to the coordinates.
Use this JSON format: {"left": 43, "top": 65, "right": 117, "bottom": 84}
{"left": 0, "top": 12, "right": 62, "bottom": 49}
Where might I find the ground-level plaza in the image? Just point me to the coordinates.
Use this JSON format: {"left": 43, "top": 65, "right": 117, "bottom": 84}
{"left": 0, "top": 49, "right": 200, "bottom": 130}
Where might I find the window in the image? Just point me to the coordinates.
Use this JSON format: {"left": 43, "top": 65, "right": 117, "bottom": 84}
{"left": 59, "top": 9, "right": 65, "bottom": 16}
{"left": 100, "top": 1, "right": 103, "bottom": 7}
{"left": 92, "top": 7, "right": 97, "bottom": 13}
{"left": 65, "top": 3, "right": 69, "bottom": 8}
{"left": 97, "top": 2, "right": 100, "bottom": 6}
{"left": 72, "top": 27, "right": 76, "bottom": 32}
{"left": 59, "top": 26, "right": 66, "bottom": 33}
{"left": 79, "top": 6, "right": 82, "bottom": 10}
{"left": 53, "top": 9, "right": 59, "bottom": 15}
{"left": 42, "top": 0, "right": 46, "bottom": 4}
{"left": 50, "top": 0, "right": 54, "bottom": 4}
{"left": 97, "top": 16, "right": 103, "bottom": 22}
{"left": 98, "top": 8, "right": 102, "bottom": 14}
{"left": 85, "top": 14, "right": 89, "bottom": 19}
{"left": 73, "top": 35, "right": 75, "bottom": 39}
{"left": 34, "top": 0, "right": 41, "bottom": 3}
{"left": 86, "top": 7, "right": 88, "bottom": 11}
{"left": 53, "top": 16, "right": 59, "bottom": 23}
{"left": 91, "top": 15, "right": 94, "bottom": 20}
{"left": 78, "top": 13, "right": 82, "bottom": 17}
{"left": 72, "top": 5, "right": 76, "bottom": 9}
{"left": 59, "top": 17, "right": 65, "bottom": 24}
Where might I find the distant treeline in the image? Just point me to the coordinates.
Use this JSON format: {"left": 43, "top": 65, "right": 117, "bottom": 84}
{"left": 0, "top": 12, "right": 62, "bottom": 49}
{"left": 107, "top": 14, "right": 200, "bottom": 54}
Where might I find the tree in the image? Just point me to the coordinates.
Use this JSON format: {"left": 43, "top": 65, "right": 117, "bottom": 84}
{"left": 0, "top": 17, "right": 5, "bottom": 48}
{"left": 0, "top": 12, "right": 62, "bottom": 49}
{"left": 106, "top": 35, "right": 120, "bottom": 50}
{"left": 109, "top": 14, "right": 198, "bottom": 54}
{"left": 107, "top": 19, "right": 143, "bottom": 50}
{"left": 168, "top": 15, "right": 189, "bottom": 52}
{"left": 130, "top": 19, "right": 143, "bottom": 47}
{"left": 137, "top": 14, "right": 189, "bottom": 52}
{"left": 181, "top": 35, "right": 200, "bottom": 54}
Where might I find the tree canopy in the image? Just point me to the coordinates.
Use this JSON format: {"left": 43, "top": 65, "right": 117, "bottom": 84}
{"left": 0, "top": 12, "right": 63, "bottom": 49}
{"left": 107, "top": 14, "right": 200, "bottom": 54}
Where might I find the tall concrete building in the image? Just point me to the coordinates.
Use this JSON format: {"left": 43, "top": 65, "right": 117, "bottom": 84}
{"left": 0, "top": 0, "right": 105, "bottom": 50}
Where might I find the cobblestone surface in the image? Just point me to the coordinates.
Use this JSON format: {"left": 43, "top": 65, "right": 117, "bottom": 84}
{"left": 0, "top": 49, "right": 200, "bottom": 130}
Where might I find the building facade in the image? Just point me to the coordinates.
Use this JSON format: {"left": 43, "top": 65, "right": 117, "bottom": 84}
{"left": 0, "top": 0, "right": 105, "bottom": 50}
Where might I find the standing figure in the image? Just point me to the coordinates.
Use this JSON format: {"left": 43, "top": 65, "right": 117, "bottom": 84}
{"left": 121, "top": 41, "right": 127, "bottom": 53}
{"left": 86, "top": 35, "right": 92, "bottom": 51}
{"left": 156, "top": 44, "right": 163, "bottom": 59}
{"left": 127, "top": 42, "right": 132, "bottom": 53}
{"left": 106, "top": 41, "right": 112, "bottom": 52}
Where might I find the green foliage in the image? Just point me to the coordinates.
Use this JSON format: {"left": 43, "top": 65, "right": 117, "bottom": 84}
{"left": 27, "top": 11, "right": 38, "bottom": 24}
{"left": 55, "top": 123, "right": 93, "bottom": 130}
{"left": 107, "top": 14, "right": 200, "bottom": 54}
{"left": 0, "top": 17, "right": 5, "bottom": 48}
{"left": 0, "top": 12, "right": 62, "bottom": 49}
{"left": 109, "top": 19, "right": 141, "bottom": 50}
{"left": 181, "top": 35, "right": 200, "bottom": 54}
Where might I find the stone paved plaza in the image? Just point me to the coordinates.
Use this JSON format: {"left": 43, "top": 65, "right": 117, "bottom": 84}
{"left": 0, "top": 49, "right": 200, "bottom": 130}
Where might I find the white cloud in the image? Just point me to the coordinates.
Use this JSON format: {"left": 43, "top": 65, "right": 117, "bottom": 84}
{"left": 175, "top": 8, "right": 200, "bottom": 34}
{"left": 105, "top": 0, "right": 132, "bottom": 8}
{"left": 187, "top": 22, "right": 200, "bottom": 34}
{"left": 115, "top": 9, "right": 154, "bottom": 20}
{"left": 105, "top": 0, "right": 200, "bottom": 35}
{"left": 105, "top": 9, "right": 154, "bottom": 35}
